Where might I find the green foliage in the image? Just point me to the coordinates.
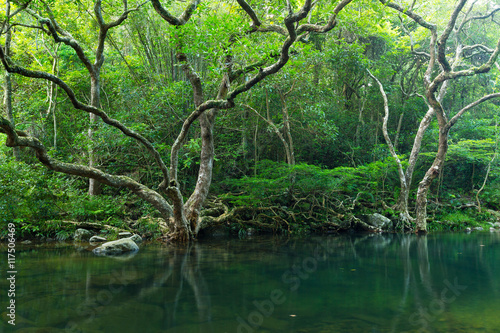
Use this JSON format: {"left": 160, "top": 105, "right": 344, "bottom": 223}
{"left": 439, "top": 212, "right": 477, "bottom": 227}
{"left": 479, "top": 166, "right": 500, "bottom": 210}
{"left": 68, "top": 193, "right": 126, "bottom": 222}
{"left": 221, "top": 158, "right": 407, "bottom": 228}
{"left": 133, "top": 217, "right": 164, "bottom": 239}
{"left": 0, "top": 153, "right": 60, "bottom": 226}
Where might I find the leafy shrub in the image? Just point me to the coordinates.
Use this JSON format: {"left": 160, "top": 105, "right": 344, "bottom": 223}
{"left": 0, "top": 155, "right": 60, "bottom": 226}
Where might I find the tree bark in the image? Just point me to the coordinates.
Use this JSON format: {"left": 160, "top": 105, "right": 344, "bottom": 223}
{"left": 368, "top": 69, "right": 410, "bottom": 224}
{"left": 414, "top": 126, "right": 447, "bottom": 233}
{"left": 88, "top": 76, "right": 102, "bottom": 195}
{"left": 2, "top": 0, "right": 20, "bottom": 160}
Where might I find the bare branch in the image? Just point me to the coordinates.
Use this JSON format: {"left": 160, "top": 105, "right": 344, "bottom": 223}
{"left": 462, "top": 6, "right": 500, "bottom": 26}
{"left": 447, "top": 92, "right": 500, "bottom": 129}
{"left": 462, "top": 43, "right": 495, "bottom": 53}
{"left": 297, "top": 0, "right": 352, "bottom": 34}
{"left": 430, "top": 36, "right": 500, "bottom": 91}
{"left": 437, "top": 0, "right": 468, "bottom": 72}
{"left": 229, "top": 58, "right": 269, "bottom": 81}
{"left": 257, "top": 24, "right": 288, "bottom": 35}
{"left": 227, "top": 0, "right": 348, "bottom": 102}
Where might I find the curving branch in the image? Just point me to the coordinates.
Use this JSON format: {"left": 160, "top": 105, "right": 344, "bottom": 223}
{"left": 398, "top": 16, "right": 430, "bottom": 59}
{"left": 0, "top": 116, "right": 174, "bottom": 218}
{"left": 367, "top": 69, "right": 407, "bottom": 190}
{"left": 429, "top": 37, "right": 500, "bottom": 94}
{"left": 168, "top": 52, "right": 204, "bottom": 183}
{"left": 379, "top": 0, "right": 436, "bottom": 30}
{"left": 462, "top": 44, "right": 495, "bottom": 53}
{"left": 297, "top": 0, "right": 352, "bottom": 34}
{"left": 235, "top": 0, "right": 261, "bottom": 28}
{"left": 256, "top": 24, "right": 288, "bottom": 35}
{"left": 226, "top": 0, "right": 343, "bottom": 102}
{"left": 437, "top": 0, "right": 468, "bottom": 72}
{"left": 168, "top": 99, "right": 234, "bottom": 182}
{"left": 379, "top": 0, "right": 437, "bottom": 87}
{"left": 26, "top": 7, "right": 95, "bottom": 75}
{"left": 462, "top": 6, "right": 500, "bottom": 26}
{"left": 94, "top": 0, "right": 148, "bottom": 66}
{"left": 0, "top": 46, "right": 171, "bottom": 186}
{"left": 447, "top": 92, "right": 500, "bottom": 129}
{"left": 229, "top": 58, "right": 269, "bottom": 81}
{"left": 151, "top": 0, "right": 200, "bottom": 26}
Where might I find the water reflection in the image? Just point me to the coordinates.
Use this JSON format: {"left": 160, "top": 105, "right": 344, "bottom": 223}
{"left": 1, "top": 233, "right": 500, "bottom": 332}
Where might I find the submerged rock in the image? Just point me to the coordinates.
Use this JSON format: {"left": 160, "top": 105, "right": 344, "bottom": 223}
{"left": 92, "top": 238, "right": 139, "bottom": 256}
{"left": 74, "top": 228, "right": 93, "bottom": 241}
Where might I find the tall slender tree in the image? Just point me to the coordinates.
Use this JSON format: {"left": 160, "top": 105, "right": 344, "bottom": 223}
{"left": 381, "top": 0, "right": 500, "bottom": 232}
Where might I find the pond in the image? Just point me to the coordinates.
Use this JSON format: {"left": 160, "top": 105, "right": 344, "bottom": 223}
{"left": 1, "top": 232, "right": 500, "bottom": 332}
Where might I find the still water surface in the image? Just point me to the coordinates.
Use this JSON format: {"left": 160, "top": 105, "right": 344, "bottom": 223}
{"left": 1, "top": 232, "right": 500, "bottom": 332}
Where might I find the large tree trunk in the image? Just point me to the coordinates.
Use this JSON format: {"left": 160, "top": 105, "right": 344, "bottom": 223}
{"left": 184, "top": 112, "right": 215, "bottom": 233}
{"left": 414, "top": 127, "right": 448, "bottom": 233}
{"left": 395, "top": 107, "right": 434, "bottom": 214}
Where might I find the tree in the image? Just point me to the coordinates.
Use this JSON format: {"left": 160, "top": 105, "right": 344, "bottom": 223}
{"left": 1, "top": 0, "right": 21, "bottom": 161}
{"left": 380, "top": 0, "right": 500, "bottom": 232}
{"left": 0, "top": 0, "right": 354, "bottom": 241}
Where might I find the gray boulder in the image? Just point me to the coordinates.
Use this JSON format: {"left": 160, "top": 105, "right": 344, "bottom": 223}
{"left": 474, "top": 227, "right": 484, "bottom": 231}
{"left": 128, "top": 234, "right": 143, "bottom": 243}
{"left": 363, "top": 213, "right": 392, "bottom": 230}
{"left": 93, "top": 238, "right": 139, "bottom": 256}
{"left": 74, "top": 228, "right": 93, "bottom": 241}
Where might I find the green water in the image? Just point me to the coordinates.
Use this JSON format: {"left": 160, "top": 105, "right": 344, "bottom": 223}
{"left": 2, "top": 233, "right": 500, "bottom": 332}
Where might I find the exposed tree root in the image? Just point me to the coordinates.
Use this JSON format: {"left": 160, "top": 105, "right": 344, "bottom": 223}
{"left": 49, "top": 220, "right": 132, "bottom": 233}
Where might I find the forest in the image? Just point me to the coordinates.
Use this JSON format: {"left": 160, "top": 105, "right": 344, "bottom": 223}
{"left": 1, "top": 0, "right": 500, "bottom": 242}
